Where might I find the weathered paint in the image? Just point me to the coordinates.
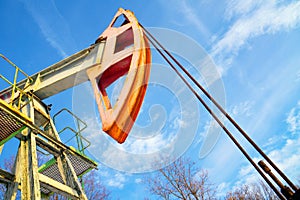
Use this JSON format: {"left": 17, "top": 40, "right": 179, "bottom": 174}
{"left": 87, "top": 8, "right": 151, "bottom": 143}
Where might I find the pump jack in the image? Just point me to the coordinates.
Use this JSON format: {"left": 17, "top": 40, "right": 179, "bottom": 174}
{"left": 0, "top": 8, "right": 299, "bottom": 200}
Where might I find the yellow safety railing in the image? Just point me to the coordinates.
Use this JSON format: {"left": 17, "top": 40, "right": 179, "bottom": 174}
{"left": 0, "top": 54, "right": 33, "bottom": 109}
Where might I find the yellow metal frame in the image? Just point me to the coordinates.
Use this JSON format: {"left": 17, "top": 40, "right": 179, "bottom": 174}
{"left": 0, "top": 54, "right": 33, "bottom": 110}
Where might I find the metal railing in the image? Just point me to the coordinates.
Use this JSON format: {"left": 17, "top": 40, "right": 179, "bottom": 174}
{"left": 53, "top": 108, "right": 91, "bottom": 155}
{"left": 0, "top": 54, "right": 33, "bottom": 109}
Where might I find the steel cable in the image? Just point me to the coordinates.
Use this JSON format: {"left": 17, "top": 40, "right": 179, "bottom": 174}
{"left": 141, "top": 24, "right": 289, "bottom": 199}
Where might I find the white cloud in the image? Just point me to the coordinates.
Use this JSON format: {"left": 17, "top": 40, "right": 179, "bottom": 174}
{"left": 212, "top": 1, "right": 300, "bottom": 68}
{"left": 242, "top": 61, "right": 299, "bottom": 138}
{"left": 234, "top": 133, "right": 300, "bottom": 188}
{"left": 197, "top": 107, "right": 226, "bottom": 159}
{"left": 286, "top": 101, "right": 300, "bottom": 133}
{"left": 225, "top": 0, "right": 263, "bottom": 19}
{"left": 107, "top": 173, "right": 127, "bottom": 189}
{"left": 214, "top": 100, "right": 300, "bottom": 192}
{"left": 81, "top": 114, "right": 175, "bottom": 172}
{"left": 262, "top": 135, "right": 284, "bottom": 151}
{"left": 158, "top": 0, "right": 211, "bottom": 40}
{"left": 122, "top": 132, "right": 172, "bottom": 154}
{"left": 231, "top": 101, "right": 254, "bottom": 117}
{"left": 135, "top": 178, "right": 142, "bottom": 184}
{"left": 217, "top": 182, "right": 231, "bottom": 195}
{"left": 21, "top": 0, "right": 77, "bottom": 58}
{"left": 177, "top": 1, "right": 211, "bottom": 38}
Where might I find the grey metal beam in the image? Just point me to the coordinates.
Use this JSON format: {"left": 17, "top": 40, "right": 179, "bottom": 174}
{"left": 0, "top": 41, "right": 105, "bottom": 100}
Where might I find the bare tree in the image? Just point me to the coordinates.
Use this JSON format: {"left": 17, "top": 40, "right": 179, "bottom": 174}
{"left": 0, "top": 156, "right": 16, "bottom": 198}
{"left": 225, "top": 180, "right": 280, "bottom": 200}
{"left": 145, "top": 157, "right": 216, "bottom": 200}
{"left": 82, "top": 170, "right": 110, "bottom": 200}
{"left": 49, "top": 170, "right": 110, "bottom": 200}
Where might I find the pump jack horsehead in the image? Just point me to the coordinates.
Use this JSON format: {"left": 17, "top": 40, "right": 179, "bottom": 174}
{"left": 87, "top": 8, "right": 151, "bottom": 143}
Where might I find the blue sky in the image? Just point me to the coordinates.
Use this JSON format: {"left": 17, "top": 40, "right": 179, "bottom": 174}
{"left": 1, "top": 0, "right": 300, "bottom": 199}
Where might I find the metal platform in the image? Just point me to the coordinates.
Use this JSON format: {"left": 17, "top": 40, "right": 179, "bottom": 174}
{"left": 0, "top": 98, "right": 97, "bottom": 199}
{"left": 38, "top": 150, "right": 97, "bottom": 195}
{"left": 0, "top": 99, "right": 30, "bottom": 146}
